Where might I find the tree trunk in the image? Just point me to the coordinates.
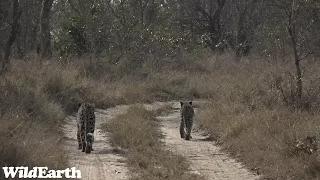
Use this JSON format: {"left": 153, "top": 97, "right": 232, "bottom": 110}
{"left": 287, "top": 2, "right": 302, "bottom": 104}
{"left": 40, "top": 0, "right": 54, "bottom": 59}
{"left": 292, "top": 37, "right": 302, "bottom": 102}
{"left": 1, "top": 0, "right": 21, "bottom": 74}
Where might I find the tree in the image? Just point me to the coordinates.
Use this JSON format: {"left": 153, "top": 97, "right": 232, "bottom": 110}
{"left": 0, "top": 0, "right": 22, "bottom": 74}
{"left": 231, "top": 0, "right": 265, "bottom": 60}
{"left": 177, "top": 0, "right": 227, "bottom": 52}
{"left": 40, "top": 0, "right": 54, "bottom": 59}
{"left": 269, "top": 0, "right": 320, "bottom": 105}
{"left": 175, "top": 0, "right": 265, "bottom": 58}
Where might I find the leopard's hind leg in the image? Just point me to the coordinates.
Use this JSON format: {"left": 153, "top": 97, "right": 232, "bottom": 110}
{"left": 185, "top": 119, "right": 193, "bottom": 140}
{"left": 77, "top": 124, "right": 82, "bottom": 150}
{"left": 180, "top": 118, "right": 186, "bottom": 138}
{"left": 80, "top": 126, "right": 86, "bottom": 152}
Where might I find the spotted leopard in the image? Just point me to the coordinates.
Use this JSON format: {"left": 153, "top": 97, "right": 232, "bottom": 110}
{"left": 180, "top": 101, "right": 195, "bottom": 140}
{"left": 77, "top": 103, "right": 95, "bottom": 153}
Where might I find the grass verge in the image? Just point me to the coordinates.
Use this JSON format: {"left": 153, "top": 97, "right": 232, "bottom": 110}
{"left": 104, "top": 105, "right": 203, "bottom": 180}
{"left": 197, "top": 58, "right": 320, "bottom": 180}
{"left": 199, "top": 104, "right": 320, "bottom": 179}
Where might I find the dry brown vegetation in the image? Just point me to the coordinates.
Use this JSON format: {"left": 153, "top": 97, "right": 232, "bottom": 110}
{"left": 103, "top": 105, "right": 203, "bottom": 180}
{"left": 197, "top": 56, "right": 320, "bottom": 180}
{"left": 0, "top": 51, "right": 211, "bottom": 179}
{"left": 1, "top": 51, "right": 320, "bottom": 180}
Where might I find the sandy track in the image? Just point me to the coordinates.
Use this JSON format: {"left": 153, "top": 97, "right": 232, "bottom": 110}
{"left": 63, "top": 101, "right": 260, "bottom": 180}
{"left": 157, "top": 101, "right": 260, "bottom": 180}
{"left": 63, "top": 105, "right": 129, "bottom": 180}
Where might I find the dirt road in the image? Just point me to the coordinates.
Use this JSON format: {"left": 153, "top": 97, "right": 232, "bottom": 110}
{"left": 157, "top": 101, "right": 260, "bottom": 180}
{"left": 63, "top": 101, "right": 260, "bottom": 180}
{"left": 63, "top": 105, "right": 129, "bottom": 180}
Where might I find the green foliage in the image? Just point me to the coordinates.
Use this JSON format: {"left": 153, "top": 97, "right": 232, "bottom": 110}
{"left": 54, "top": 14, "right": 87, "bottom": 56}
{"left": 52, "top": 0, "right": 193, "bottom": 62}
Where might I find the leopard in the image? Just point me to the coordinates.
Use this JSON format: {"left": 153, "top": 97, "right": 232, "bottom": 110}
{"left": 77, "top": 103, "right": 96, "bottom": 153}
{"left": 180, "top": 101, "right": 195, "bottom": 140}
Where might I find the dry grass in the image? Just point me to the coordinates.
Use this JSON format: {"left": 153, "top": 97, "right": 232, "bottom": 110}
{"left": 0, "top": 52, "right": 212, "bottom": 177}
{"left": 197, "top": 56, "right": 320, "bottom": 180}
{"left": 104, "top": 105, "right": 203, "bottom": 180}
{"left": 153, "top": 104, "right": 176, "bottom": 116}
{"left": 0, "top": 62, "right": 68, "bottom": 179}
{"left": 2, "top": 51, "right": 320, "bottom": 180}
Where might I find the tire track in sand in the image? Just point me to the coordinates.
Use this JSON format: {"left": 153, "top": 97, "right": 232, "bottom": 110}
{"left": 156, "top": 101, "right": 261, "bottom": 180}
{"left": 63, "top": 105, "right": 129, "bottom": 180}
